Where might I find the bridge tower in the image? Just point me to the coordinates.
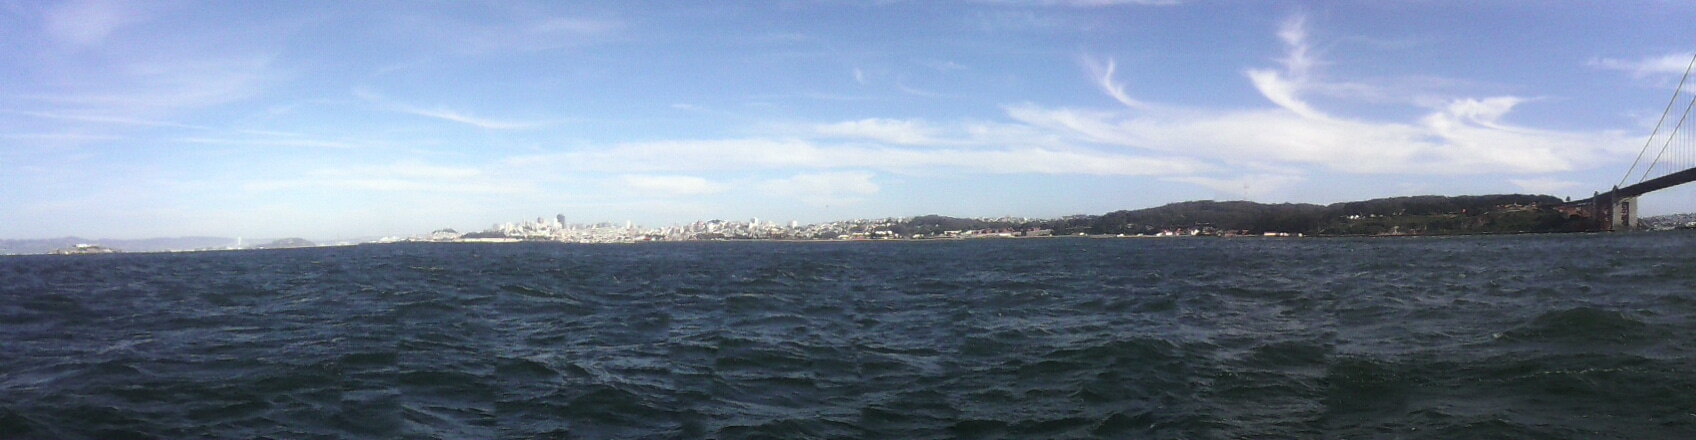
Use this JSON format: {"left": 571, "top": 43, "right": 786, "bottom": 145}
{"left": 1614, "top": 195, "right": 1638, "bottom": 231}
{"left": 1593, "top": 186, "right": 1640, "bottom": 231}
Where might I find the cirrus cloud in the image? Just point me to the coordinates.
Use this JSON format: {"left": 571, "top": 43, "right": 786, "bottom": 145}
{"left": 617, "top": 175, "right": 731, "bottom": 197}
{"left": 759, "top": 171, "right": 880, "bottom": 206}
{"left": 506, "top": 137, "right": 1207, "bottom": 176}
{"left": 814, "top": 118, "right": 938, "bottom": 145}
{"left": 1589, "top": 53, "right": 1695, "bottom": 79}
{"left": 1029, "top": 13, "right": 1640, "bottom": 180}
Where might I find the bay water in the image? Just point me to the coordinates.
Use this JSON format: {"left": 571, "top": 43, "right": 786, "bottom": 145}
{"left": 3, "top": 234, "right": 1695, "bottom": 438}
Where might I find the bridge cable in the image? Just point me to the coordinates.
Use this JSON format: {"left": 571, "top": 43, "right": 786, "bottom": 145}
{"left": 1640, "top": 82, "right": 1696, "bottom": 183}
{"left": 1619, "top": 53, "right": 1696, "bottom": 187}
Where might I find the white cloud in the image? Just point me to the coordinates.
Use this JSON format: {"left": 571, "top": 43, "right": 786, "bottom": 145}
{"left": 973, "top": 10, "right": 1060, "bottom": 31}
{"left": 1025, "top": 14, "right": 1641, "bottom": 178}
{"left": 617, "top": 175, "right": 730, "bottom": 197}
{"left": 760, "top": 171, "right": 880, "bottom": 205}
{"left": 1008, "top": 101, "right": 1631, "bottom": 175}
{"left": 1589, "top": 53, "right": 1695, "bottom": 78}
{"left": 973, "top": 0, "right": 1183, "bottom": 6}
{"left": 1273, "top": 14, "right": 1315, "bottom": 75}
{"left": 919, "top": 59, "right": 968, "bottom": 71}
{"left": 815, "top": 118, "right": 937, "bottom": 144}
{"left": 354, "top": 89, "right": 548, "bottom": 130}
{"left": 387, "top": 11, "right": 620, "bottom": 55}
{"left": 351, "top": 162, "right": 483, "bottom": 179}
{"left": 1245, "top": 69, "right": 1321, "bottom": 119}
{"left": 3, "top": 110, "right": 211, "bottom": 130}
{"left": 747, "top": 91, "right": 878, "bottom": 102}
{"left": 527, "top": 17, "right": 618, "bottom": 35}
{"left": 1244, "top": 14, "right": 1323, "bottom": 119}
{"left": 1082, "top": 56, "right": 1148, "bottom": 109}
{"left": 507, "top": 138, "right": 1206, "bottom": 176}
{"left": 243, "top": 161, "right": 519, "bottom": 195}
{"left": 1438, "top": 97, "right": 1521, "bottom": 129}
{"left": 396, "top": 106, "right": 544, "bottom": 130}
{"left": 44, "top": 0, "right": 149, "bottom": 46}
{"left": 1162, "top": 174, "right": 1304, "bottom": 200}
{"left": 1066, "top": 0, "right": 1181, "bottom": 4}
{"left": 19, "top": 53, "right": 278, "bottom": 118}
{"left": 0, "top": 132, "right": 122, "bottom": 142}
{"left": 282, "top": 161, "right": 478, "bottom": 184}
{"left": 897, "top": 79, "right": 947, "bottom": 98}
{"left": 177, "top": 137, "right": 361, "bottom": 149}
{"left": 1510, "top": 177, "right": 1582, "bottom": 194}
{"left": 243, "top": 178, "right": 522, "bottom": 194}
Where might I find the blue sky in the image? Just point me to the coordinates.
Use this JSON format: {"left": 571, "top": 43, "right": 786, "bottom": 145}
{"left": 5, "top": 0, "right": 1696, "bottom": 239}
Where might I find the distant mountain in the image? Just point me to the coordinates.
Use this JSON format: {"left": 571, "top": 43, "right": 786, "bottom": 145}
{"left": 1039, "top": 194, "right": 1573, "bottom": 236}
{"left": 871, "top": 195, "right": 1578, "bottom": 238}
{"left": 0, "top": 237, "right": 239, "bottom": 255}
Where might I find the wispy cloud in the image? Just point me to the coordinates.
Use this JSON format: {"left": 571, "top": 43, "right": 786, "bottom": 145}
{"left": 0, "top": 132, "right": 123, "bottom": 142}
{"left": 972, "top": 10, "right": 1060, "bottom": 31}
{"left": 1022, "top": 14, "right": 1639, "bottom": 179}
{"left": 177, "top": 137, "right": 362, "bottom": 149}
{"left": 527, "top": 17, "right": 618, "bottom": 35}
{"left": 815, "top": 118, "right": 939, "bottom": 145}
{"left": 617, "top": 175, "right": 730, "bottom": 197}
{"left": 1589, "top": 53, "right": 1696, "bottom": 78}
{"left": 918, "top": 59, "right": 968, "bottom": 72}
{"left": 1082, "top": 55, "right": 1148, "bottom": 109}
{"left": 1245, "top": 14, "right": 1323, "bottom": 119}
{"left": 397, "top": 107, "right": 545, "bottom": 130}
{"left": 1510, "top": 177, "right": 1582, "bottom": 194}
{"left": 1008, "top": 99, "right": 1631, "bottom": 175}
{"left": 1162, "top": 174, "right": 1305, "bottom": 200}
{"left": 749, "top": 91, "right": 881, "bottom": 102}
{"left": 506, "top": 138, "right": 1207, "bottom": 176}
{"left": 896, "top": 79, "right": 949, "bottom": 98}
{"left": 43, "top": 0, "right": 153, "bottom": 46}
{"left": 2, "top": 110, "right": 211, "bottom": 130}
{"left": 245, "top": 161, "right": 516, "bottom": 194}
{"left": 780, "top": 116, "right": 1074, "bottom": 150}
{"left": 348, "top": 162, "right": 484, "bottom": 179}
{"left": 15, "top": 52, "right": 278, "bottom": 118}
{"left": 972, "top": 0, "right": 1183, "bottom": 6}
{"left": 386, "top": 10, "right": 620, "bottom": 55}
{"left": 759, "top": 171, "right": 880, "bottom": 206}
{"left": 245, "top": 178, "right": 523, "bottom": 194}
{"left": 354, "top": 89, "right": 550, "bottom": 130}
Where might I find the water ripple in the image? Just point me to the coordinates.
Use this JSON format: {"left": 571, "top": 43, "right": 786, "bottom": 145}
{"left": 3, "top": 235, "right": 1696, "bottom": 438}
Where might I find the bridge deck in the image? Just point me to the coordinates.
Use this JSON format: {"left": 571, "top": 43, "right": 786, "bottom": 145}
{"left": 1569, "top": 167, "right": 1696, "bottom": 206}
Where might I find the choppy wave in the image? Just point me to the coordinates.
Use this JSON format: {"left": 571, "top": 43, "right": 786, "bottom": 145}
{"left": 4, "top": 233, "right": 1696, "bottom": 438}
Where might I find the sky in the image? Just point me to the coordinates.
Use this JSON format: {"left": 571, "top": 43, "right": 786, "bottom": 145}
{"left": 6, "top": 0, "right": 1696, "bottom": 240}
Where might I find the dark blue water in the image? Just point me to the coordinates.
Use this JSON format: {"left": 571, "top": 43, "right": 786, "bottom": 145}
{"left": 3, "top": 234, "right": 1695, "bottom": 439}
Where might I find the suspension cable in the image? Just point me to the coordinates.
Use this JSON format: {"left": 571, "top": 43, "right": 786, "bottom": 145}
{"left": 1619, "top": 53, "right": 1696, "bottom": 187}
{"left": 1641, "top": 82, "right": 1696, "bottom": 183}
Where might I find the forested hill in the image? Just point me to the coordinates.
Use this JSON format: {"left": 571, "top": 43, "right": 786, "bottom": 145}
{"left": 907, "top": 194, "right": 1582, "bottom": 237}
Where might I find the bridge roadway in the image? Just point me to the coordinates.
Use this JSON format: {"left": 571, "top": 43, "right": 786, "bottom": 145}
{"left": 1569, "top": 167, "right": 1696, "bottom": 207}
{"left": 1564, "top": 167, "right": 1696, "bottom": 231}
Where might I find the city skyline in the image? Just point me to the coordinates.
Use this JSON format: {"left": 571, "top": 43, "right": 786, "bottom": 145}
{"left": 6, "top": 1, "right": 1696, "bottom": 240}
